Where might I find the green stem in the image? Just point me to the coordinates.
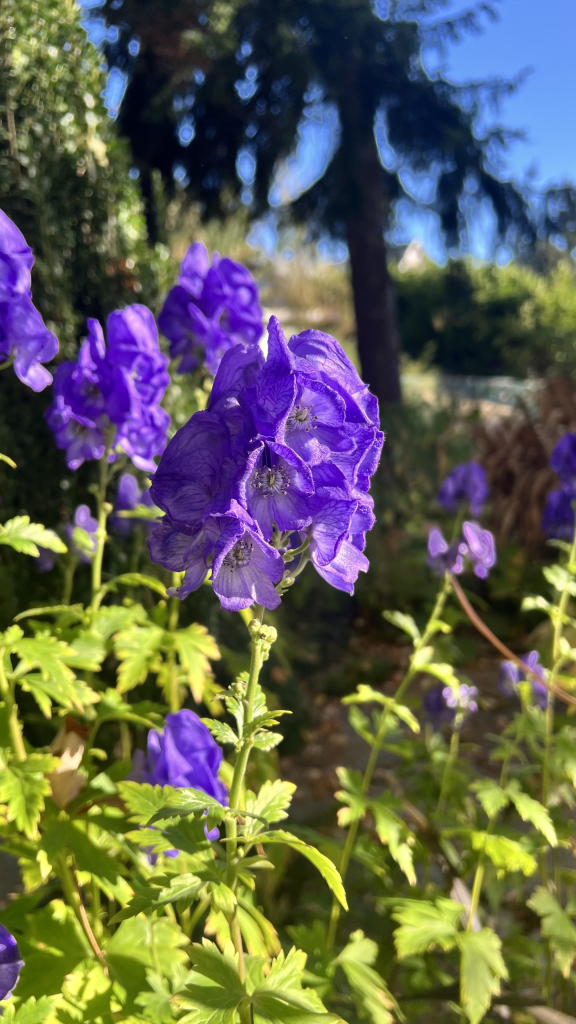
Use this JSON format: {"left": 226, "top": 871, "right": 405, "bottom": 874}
{"left": 61, "top": 557, "right": 78, "bottom": 606}
{"left": 542, "top": 524, "right": 576, "bottom": 808}
{"left": 224, "top": 615, "right": 271, "bottom": 981}
{"left": 119, "top": 721, "right": 131, "bottom": 761}
{"left": 466, "top": 750, "right": 512, "bottom": 932}
{"left": 186, "top": 895, "right": 211, "bottom": 938}
{"left": 437, "top": 716, "right": 462, "bottom": 816}
{"left": 90, "top": 449, "right": 112, "bottom": 612}
{"left": 0, "top": 656, "right": 26, "bottom": 761}
{"left": 168, "top": 576, "right": 182, "bottom": 712}
{"left": 326, "top": 573, "right": 452, "bottom": 950}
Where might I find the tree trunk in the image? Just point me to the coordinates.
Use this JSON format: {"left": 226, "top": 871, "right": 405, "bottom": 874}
{"left": 340, "top": 109, "right": 402, "bottom": 404}
{"left": 346, "top": 215, "right": 402, "bottom": 405}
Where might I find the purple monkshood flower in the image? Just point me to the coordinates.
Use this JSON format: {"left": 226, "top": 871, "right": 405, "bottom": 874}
{"left": 158, "top": 242, "right": 263, "bottom": 375}
{"left": 499, "top": 651, "right": 547, "bottom": 709}
{"left": 427, "top": 527, "right": 465, "bottom": 576}
{"left": 461, "top": 521, "right": 496, "bottom": 579}
{"left": 47, "top": 306, "right": 170, "bottom": 472}
{"left": 0, "top": 923, "right": 23, "bottom": 1000}
{"left": 437, "top": 461, "right": 488, "bottom": 518}
{"left": 423, "top": 684, "right": 455, "bottom": 725}
{"left": 148, "top": 317, "right": 382, "bottom": 607}
{"left": 423, "top": 683, "right": 478, "bottom": 729}
{"left": 143, "top": 710, "right": 227, "bottom": 801}
{"left": 443, "top": 683, "right": 478, "bottom": 714}
{"left": 111, "top": 473, "right": 155, "bottom": 536}
{"left": 138, "top": 709, "right": 228, "bottom": 843}
{"left": 543, "top": 484, "right": 576, "bottom": 539}
{"left": 66, "top": 505, "right": 98, "bottom": 563}
{"left": 36, "top": 546, "right": 59, "bottom": 573}
{"left": 0, "top": 209, "right": 58, "bottom": 391}
{"left": 427, "top": 522, "right": 496, "bottom": 579}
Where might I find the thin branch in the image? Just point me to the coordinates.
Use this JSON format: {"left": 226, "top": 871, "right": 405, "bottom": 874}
{"left": 451, "top": 575, "right": 576, "bottom": 709}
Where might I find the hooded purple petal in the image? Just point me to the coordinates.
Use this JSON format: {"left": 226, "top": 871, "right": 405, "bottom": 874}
{"left": 0, "top": 923, "right": 23, "bottom": 1000}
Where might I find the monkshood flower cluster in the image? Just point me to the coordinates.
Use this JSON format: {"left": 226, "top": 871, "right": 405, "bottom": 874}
{"left": 0, "top": 923, "right": 23, "bottom": 1001}
{"left": 499, "top": 650, "right": 547, "bottom": 709}
{"left": 47, "top": 305, "right": 170, "bottom": 471}
{"left": 424, "top": 683, "right": 479, "bottom": 726}
{"left": 543, "top": 433, "right": 576, "bottom": 538}
{"left": 427, "top": 521, "right": 496, "bottom": 579}
{"left": 158, "top": 241, "right": 263, "bottom": 375}
{"left": 148, "top": 317, "right": 383, "bottom": 611}
{"left": 111, "top": 472, "right": 155, "bottom": 535}
{"left": 0, "top": 209, "right": 58, "bottom": 391}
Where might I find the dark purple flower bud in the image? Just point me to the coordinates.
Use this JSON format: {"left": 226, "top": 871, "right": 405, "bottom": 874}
{"left": 423, "top": 683, "right": 455, "bottom": 725}
{"left": 111, "top": 473, "right": 155, "bottom": 536}
{"left": 461, "top": 521, "right": 496, "bottom": 579}
{"left": 0, "top": 923, "right": 23, "bottom": 1000}
{"left": 66, "top": 504, "right": 98, "bottom": 563}
{"left": 158, "top": 242, "right": 263, "bottom": 375}
{"left": 498, "top": 651, "right": 547, "bottom": 709}
{"left": 36, "top": 546, "right": 59, "bottom": 573}
{"left": 0, "top": 210, "right": 58, "bottom": 391}
{"left": 427, "top": 527, "right": 465, "bottom": 576}
{"left": 550, "top": 433, "right": 576, "bottom": 483}
{"left": 437, "top": 461, "right": 488, "bottom": 517}
{"left": 542, "top": 485, "right": 575, "bottom": 539}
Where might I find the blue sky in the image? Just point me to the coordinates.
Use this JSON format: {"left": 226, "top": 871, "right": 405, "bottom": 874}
{"left": 83, "top": 0, "right": 575, "bottom": 262}
{"left": 253, "top": 0, "right": 576, "bottom": 261}
{"left": 442, "top": 0, "right": 576, "bottom": 189}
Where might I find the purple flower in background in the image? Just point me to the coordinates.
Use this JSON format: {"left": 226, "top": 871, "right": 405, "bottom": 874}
{"left": 437, "top": 461, "right": 488, "bottom": 517}
{"left": 499, "top": 651, "right": 547, "bottom": 709}
{"left": 158, "top": 242, "right": 263, "bottom": 375}
{"left": 142, "top": 710, "right": 228, "bottom": 817}
{"left": 36, "top": 546, "right": 59, "bottom": 573}
{"left": 47, "top": 306, "right": 170, "bottom": 471}
{"left": 423, "top": 684, "right": 455, "bottom": 725}
{"left": 0, "top": 923, "right": 23, "bottom": 1000}
{"left": 423, "top": 683, "right": 478, "bottom": 729}
{"left": 111, "top": 473, "right": 155, "bottom": 536}
{"left": 461, "top": 521, "right": 496, "bottom": 579}
{"left": 148, "top": 317, "right": 382, "bottom": 608}
{"left": 550, "top": 434, "right": 576, "bottom": 483}
{"left": 543, "top": 485, "right": 575, "bottom": 539}
{"left": 66, "top": 505, "right": 98, "bottom": 563}
{"left": 0, "top": 209, "right": 58, "bottom": 391}
{"left": 426, "top": 522, "right": 496, "bottom": 579}
{"left": 427, "top": 527, "right": 464, "bottom": 576}
{"left": 443, "top": 683, "right": 479, "bottom": 714}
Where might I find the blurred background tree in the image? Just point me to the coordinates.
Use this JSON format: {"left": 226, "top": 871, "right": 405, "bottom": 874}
{"left": 0, "top": 0, "right": 173, "bottom": 352}
{"left": 101, "top": 0, "right": 576, "bottom": 403}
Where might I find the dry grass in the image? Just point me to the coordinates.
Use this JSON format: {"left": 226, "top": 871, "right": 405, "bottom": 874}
{"left": 477, "top": 378, "right": 576, "bottom": 553}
